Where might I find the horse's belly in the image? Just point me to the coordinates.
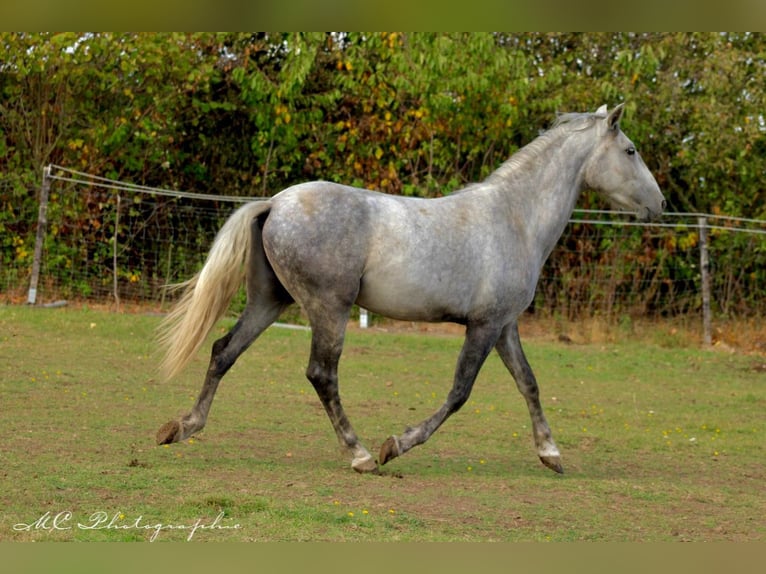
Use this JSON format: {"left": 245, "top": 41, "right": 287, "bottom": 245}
{"left": 357, "top": 252, "right": 537, "bottom": 324}
{"left": 356, "top": 293, "right": 467, "bottom": 324}
{"left": 356, "top": 269, "right": 475, "bottom": 324}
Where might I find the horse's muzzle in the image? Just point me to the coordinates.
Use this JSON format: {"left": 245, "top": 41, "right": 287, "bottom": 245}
{"left": 639, "top": 199, "right": 666, "bottom": 222}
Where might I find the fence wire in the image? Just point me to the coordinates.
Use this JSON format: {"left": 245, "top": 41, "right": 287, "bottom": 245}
{"left": 7, "top": 165, "right": 766, "bottom": 322}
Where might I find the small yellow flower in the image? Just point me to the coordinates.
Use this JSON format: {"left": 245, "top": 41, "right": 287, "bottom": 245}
{"left": 347, "top": 511, "right": 354, "bottom": 517}
{"left": 362, "top": 509, "right": 369, "bottom": 515}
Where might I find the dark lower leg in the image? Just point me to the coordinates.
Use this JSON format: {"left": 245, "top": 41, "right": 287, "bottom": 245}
{"left": 495, "top": 322, "right": 562, "bottom": 474}
{"left": 379, "top": 322, "right": 500, "bottom": 465}
{"left": 308, "top": 369, "right": 377, "bottom": 472}
{"left": 157, "top": 300, "right": 285, "bottom": 444}
{"left": 305, "top": 321, "right": 377, "bottom": 473}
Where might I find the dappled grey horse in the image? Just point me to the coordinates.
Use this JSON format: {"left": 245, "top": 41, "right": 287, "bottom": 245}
{"left": 156, "top": 104, "right": 664, "bottom": 474}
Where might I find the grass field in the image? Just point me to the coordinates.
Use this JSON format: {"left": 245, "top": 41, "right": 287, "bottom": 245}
{"left": 0, "top": 304, "right": 764, "bottom": 542}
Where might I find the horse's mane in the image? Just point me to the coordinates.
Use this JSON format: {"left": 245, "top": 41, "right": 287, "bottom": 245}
{"left": 485, "top": 111, "right": 605, "bottom": 185}
{"left": 551, "top": 110, "right": 605, "bottom": 130}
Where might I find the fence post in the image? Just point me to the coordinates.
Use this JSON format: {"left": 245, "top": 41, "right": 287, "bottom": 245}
{"left": 698, "top": 216, "right": 712, "bottom": 346}
{"left": 113, "top": 194, "right": 121, "bottom": 310}
{"left": 27, "top": 165, "right": 51, "bottom": 305}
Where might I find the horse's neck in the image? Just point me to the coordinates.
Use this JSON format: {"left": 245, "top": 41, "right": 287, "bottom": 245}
{"left": 488, "top": 134, "right": 593, "bottom": 264}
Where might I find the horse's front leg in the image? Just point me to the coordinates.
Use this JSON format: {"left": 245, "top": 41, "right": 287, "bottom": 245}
{"left": 379, "top": 321, "right": 502, "bottom": 465}
{"left": 495, "top": 321, "right": 563, "bottom": 474}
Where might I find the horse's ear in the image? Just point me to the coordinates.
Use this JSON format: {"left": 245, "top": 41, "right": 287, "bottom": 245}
{"left": 595, "top": 104, "right": 608, "bottom": 116}
{"left": 607, "top": 103, "right": 625, "bottom": 131}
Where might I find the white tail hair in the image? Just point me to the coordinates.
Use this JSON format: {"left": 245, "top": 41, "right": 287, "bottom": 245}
{"left": 157, "top": 200, "right": 272, "bottom": 380}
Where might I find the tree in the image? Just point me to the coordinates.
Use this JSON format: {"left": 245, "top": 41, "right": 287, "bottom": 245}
{"left": 2, "top": 33, "right": 766, "bottom": 316}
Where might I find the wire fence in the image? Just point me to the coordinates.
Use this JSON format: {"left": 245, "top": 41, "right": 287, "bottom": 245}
{"left": 6, "top": 165, "right": 766, "bottom": 336}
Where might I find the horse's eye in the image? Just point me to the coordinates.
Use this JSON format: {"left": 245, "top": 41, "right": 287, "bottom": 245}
{"left": 626, "top": 147, "right": 636, "bottom": 156}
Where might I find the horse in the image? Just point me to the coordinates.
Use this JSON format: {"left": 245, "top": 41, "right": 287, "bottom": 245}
{"left": 155, "top": 103, "right": 665, "bottom": 475}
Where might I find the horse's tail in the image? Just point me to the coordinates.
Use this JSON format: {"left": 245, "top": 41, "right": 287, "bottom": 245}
{"left": 157, "top": 200, "right": 272, "bottom": 381}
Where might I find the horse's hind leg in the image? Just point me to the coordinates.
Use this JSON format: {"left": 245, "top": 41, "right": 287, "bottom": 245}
{"left": 157, "top": 219, "right": 291, "bottom": 445}
{"left": 156, "top": 297, "right": 286, "bottom": 444}
{"left": 304, "top": 311, "right": 378, "bottom": 473}
{"left": 494, "top": 321, "right": 563, "bottom": 474}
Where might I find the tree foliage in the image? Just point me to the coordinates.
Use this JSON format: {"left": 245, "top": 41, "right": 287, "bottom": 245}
{"left": 2, "top": 32, "right": 765, "bottom": 315}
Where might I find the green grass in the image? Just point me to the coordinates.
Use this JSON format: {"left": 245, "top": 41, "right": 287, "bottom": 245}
{"left": 0, "top": 305, "right": 764, "bottom": 541}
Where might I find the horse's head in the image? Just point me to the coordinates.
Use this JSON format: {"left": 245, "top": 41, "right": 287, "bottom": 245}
{"left": 583, "top": 104, "right": 665, "bottom": 222}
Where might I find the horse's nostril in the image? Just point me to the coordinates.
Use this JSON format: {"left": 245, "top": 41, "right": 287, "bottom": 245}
{"left": 661, "top": 199, "right": 667, "bottom": 211}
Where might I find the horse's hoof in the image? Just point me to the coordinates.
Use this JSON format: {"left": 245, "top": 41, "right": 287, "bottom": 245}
{"left": 539, "top": 455, "right": 564, "bottom": 474}
{"left": 156, "top": 420, "right": 181, "bottom": 445}
{"left": 352, "top": 454, "right": 379, "bottom": 474}
{"left": 378, "top": 436, "right": 400, "bottom": 466}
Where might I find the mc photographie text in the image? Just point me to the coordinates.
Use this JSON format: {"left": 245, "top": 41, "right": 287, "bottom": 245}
{"left": 13, "top": 510, "right": 241, "bottom": 541}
